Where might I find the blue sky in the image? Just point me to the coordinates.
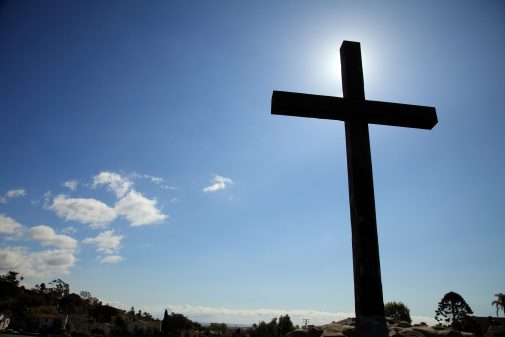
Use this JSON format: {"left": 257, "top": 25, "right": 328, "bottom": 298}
{"left": 1, "top": 0, "right": 504, "bottom": 326}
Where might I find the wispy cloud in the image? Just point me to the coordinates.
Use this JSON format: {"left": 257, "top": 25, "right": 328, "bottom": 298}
{"left": 27, "top": 225, "right": 77, "bottom": 250}
{"left": 0, "top": 188, "right": 27, "bottom": 203}
{"left": 93, "top": 171, "right": 132, "bottom": 198}
{"left": 203, "top": 175, "right": 233, "bottom": 192}
{"left": 50, "top": 194, "right": 117, "bottom": 229}
{"left": 100, "top": 255, "right": 124, "bottom": 264}
{"left": 132, "top": 173, "right": 175, "bottom": 190}
{"left": 151, "top": 305, "right": 436, "bottom": 326}
{"left": 0, "top": 214, "right": 23, "bottom": 234}
{"left": 0, "top": 247, "right": 76, "bottom": 279}
{"left": 83, "top": 230, "right": 123, "bottom": 254}
{"left": 62, "top": 226, "right": 78, "bottom": 234}
{"left": 115, "top": 190, "right": 167, "bottom": 226}
{"left": 63, "top": 180, "right": 78, "bottom": 191}
{"left": 139, "top": 304, "right": 353, "bottom": 326}
{"left": 143, "top": 174, "right": 164, "bottom": 184}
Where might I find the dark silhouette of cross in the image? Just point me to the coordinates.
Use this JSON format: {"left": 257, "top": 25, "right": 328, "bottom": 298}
{"left": 271, "top": 41, "right": 437, "bottom": 337}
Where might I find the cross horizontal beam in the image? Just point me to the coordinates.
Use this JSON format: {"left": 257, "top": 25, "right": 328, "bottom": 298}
{"left": 271, "top": 90, "right": 438, "bottom": 130}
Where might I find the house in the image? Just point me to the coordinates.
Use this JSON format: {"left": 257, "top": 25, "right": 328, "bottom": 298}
{"left": 91, "top": 323, "right": 113, "bottom": 337}
{"left": 39, "top": 313, "right": 65, "bottom": 330}
{"left": 471, "top": 316, "right": 505, "bottom": 336}
{"left": 0, "top": 313, "right": 10, "bottom": 330}
{"left": 181, "top": 329, "right": 206, "bottom": 337}
{"left": 127, "top": 320, "right": 161, "bottom": 335}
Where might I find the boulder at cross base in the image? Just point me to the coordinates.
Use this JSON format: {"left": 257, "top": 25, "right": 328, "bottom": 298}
{"left": 284, "top": 319, "right": 475, "bottom": 337}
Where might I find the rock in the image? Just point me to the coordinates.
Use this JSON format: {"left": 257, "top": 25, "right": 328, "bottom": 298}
{"left": 488, "top": 326, "right": 505, "bottom": 337}
{"left": 286, "top": 330, "right": 313, "bottom": 337}
{"left": 286, "top": 327, "right": 324, "bottom": 337}
{"left": 319, "top": 319, "right": 356, "bottom": 337}
{"left": 284, "top": 319, "right": 474, "bottom": 337}
{"left": 410, "top": 326, "right": 467, "bottom": 337}
{"left": 390, "top": 328, "right": 425, "bottom": 337}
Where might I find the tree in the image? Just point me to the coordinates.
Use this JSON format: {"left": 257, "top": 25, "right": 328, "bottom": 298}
{"left": 0, "top": 271, "right": 23, "bottom": 300}
{"left": 255, "top": 321, "right": 268, "bottom": 337}
{"left": 266, "top": 318, "right": 277, "bottom": 337}
{"left": 113, "top": 314, "right": 128, "bottom": 337}
{"left": 0, "top": 271, "right": 23, "bottom": 285}
{"left": 161, "top": 310, "right": 170, "bottom": 337}
{"left": 435, "top": 292, "right": 473, "bottom": 328}
{"left": 48, "top": 279, "right": 70, "bottom": 300}
{"left": 60, "top": 293, "right": 83, "bottom": 314}
{"left": 278, "top": 315, "right": 295, "bottom": 337}
{"left": 492, "top": 293, "right": 505, "bottom": 317}
{"left": 384, "top": 301, "right": 412, "bottom": 323}
{"left": 161, "top": 311, "right": 193, "bottom": 337}
{"left": 209, "top": 323, "right": 228, "bottom": 336}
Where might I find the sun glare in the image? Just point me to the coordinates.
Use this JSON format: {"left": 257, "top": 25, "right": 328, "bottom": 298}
{"left": 311, "top": 39, "right": 383, "bottom": 98}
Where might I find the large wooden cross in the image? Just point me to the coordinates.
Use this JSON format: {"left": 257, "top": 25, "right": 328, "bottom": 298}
{"left": 271, "top": 41, "right": 437, "bottom": 337}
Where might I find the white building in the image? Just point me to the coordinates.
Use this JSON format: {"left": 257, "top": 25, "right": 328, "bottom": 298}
{"left": 0, "top": 313, "right": 10, "bottom": 330}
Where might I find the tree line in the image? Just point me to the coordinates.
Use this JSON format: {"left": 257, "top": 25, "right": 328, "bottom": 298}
{"left": 1, "top": 270, "right": 504, "bottom": 337}
{"left": 0, "top": 270, "right": 297, "bottom": 337}
{"left": 158, "top": 310, "right": 296, "bottom": 337}
{"left": 0, "top": 271, "right": 160, "bottom": 336}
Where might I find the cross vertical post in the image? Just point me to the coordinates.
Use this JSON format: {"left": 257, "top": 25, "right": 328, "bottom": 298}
{"left": 271, "top": 40, "right": 437, "bottom": 337}
{"left": 341, "top": 41, "right": 387, "bottom": 337}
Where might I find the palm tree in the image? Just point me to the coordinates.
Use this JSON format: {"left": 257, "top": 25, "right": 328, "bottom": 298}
{"left": 492, "top": 293, "right": 505, "bottom": 317}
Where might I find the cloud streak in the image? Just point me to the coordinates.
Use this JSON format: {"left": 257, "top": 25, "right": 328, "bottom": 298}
{"left": 203, "top": 175, "right": 233, "bottom": 192}
{"left": 100, "top": 255, "right": 124, "bottom": 264}
{"left": 0, "top": 188, "right": 27, "bottom": 203}
{"left": 135, "top": 304, "right": 437, "bottom": 326}
{"left": 0, "top": 214, "right": 23, "bottom": 234}
{"left": 63, "top": 180, "right": 78, "bottom": 191}
{"left": 138, "top": 304, "right": 353, "bottom": 326}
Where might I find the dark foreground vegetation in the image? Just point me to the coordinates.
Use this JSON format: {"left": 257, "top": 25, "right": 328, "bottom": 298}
{"left": 1, "top": 271, "right": 503, "bottom": 337}
{"left": 0, "top": 271, "right": 296, "bottom": 337}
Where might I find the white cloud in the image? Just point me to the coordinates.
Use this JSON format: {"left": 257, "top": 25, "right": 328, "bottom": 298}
{"left": 83, "top": 230, "right": 123, "bottom": 254}
{"left": 115, "top": 190, "right": 167, "bottom": 226}
{"left": 0, "top": 214, "right": 23, "bottom": 234}
{"left": 93, "top": 171, "right": 132, "bottom": 198}
{"left": 144, "top": 174, "right": 164, "bottom": 184}
{"left": 136, "top": 304, "right": 437, "bottom": 327}
{"left": 203, "top": 175, "right": 233, "bottom": 192}
{"left": 62, "top": 226, "right": 77, "bottom": 234}
{"left": 0, "top": 188, "right": 27, "bottom": 203}
{"left": 100, "top": 255, "right": 124, "bottom": 264}
{"left": 63, "top": 180, "right": 78, "bottom": 191}
{"left": 0, "top": 247, "right": 76, "bottom": 279}
{"left": 27, "top": 225, "right": 77, "bottom": 250}
{"left": 133, "top": 173, "right": 174, "bottom": 190}
{"left": 140, "top": 304, "right": 353, "bottom": 326}
{"left": 50, "top": 194, "right": 117, "bottom": 229}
